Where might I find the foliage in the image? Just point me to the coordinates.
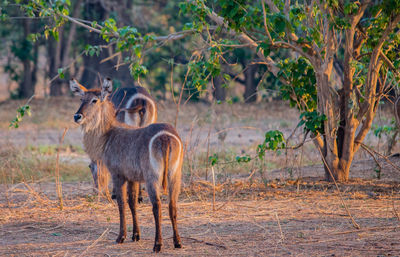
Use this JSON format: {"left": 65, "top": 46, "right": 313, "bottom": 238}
{"left": 209, "top": 129, "right": 286, "bottom": 166}
{"left": 373, "top": 119, "right": 398, "bottom": 139}
{"left": 9, "top": 104, "right": 31, "bottom": 128}
{"left": 184, "top": 0, "right": 400, "bottom": 181}
{"left": 278, "top": 58, "right": 316, "bottom": 112}
{"left": 299, "top": 111, "right": 326, "bottom": 134}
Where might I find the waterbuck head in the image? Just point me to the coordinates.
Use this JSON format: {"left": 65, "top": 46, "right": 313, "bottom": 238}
{"left": 69, "top": 78, "right": 114, "bottom": 131}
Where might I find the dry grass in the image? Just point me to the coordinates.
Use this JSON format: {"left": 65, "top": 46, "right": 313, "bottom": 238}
{"left": 1, "top": 177, "right": 400, "bottom": 256}
{"left": 0, "top": 144, "right": 90, "bottom": 184}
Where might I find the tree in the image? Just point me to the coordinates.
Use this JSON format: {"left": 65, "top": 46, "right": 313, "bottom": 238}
{"left": 47, "top": 0, "right": 82, "bottom": 96}
{"left": 7, "top": 0, "right": 400, "bottom": 182}
{"left": 17, "top": 18, "right": 38, "bottom": 98}
{"left": 1, "top": 2, "right": 40, "bottom": 98}
{"left": 183, "top": 0, "right": 400, "bottom": 181}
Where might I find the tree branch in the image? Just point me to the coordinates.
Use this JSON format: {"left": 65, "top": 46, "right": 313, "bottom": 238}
{"left": 59, "top": 13, "right": 215, "bottom": 45}
{"left": 263, "top": 0, "right": 279, "bottom": 13}
{"left": 261, "top": 0, "right": 273, "bottom": 43}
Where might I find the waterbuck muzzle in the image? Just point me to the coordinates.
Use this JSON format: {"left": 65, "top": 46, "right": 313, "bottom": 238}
{"left": 74, "top": 113, "right": 83, "bottom": 123}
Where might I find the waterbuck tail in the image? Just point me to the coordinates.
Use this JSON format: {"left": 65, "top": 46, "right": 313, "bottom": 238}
{"left": 162, "top": 139, "right": 170, "bottom": 194}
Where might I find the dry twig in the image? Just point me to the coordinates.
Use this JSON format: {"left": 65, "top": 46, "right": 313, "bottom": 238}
{"left": 316, "top": 147, "right": 361, "bottom": 229}
{"left": 79, "top": 228, "right": 110, "bottom": 257}
{"left": 55, "top": 128, "right": 68, "bottom": 210}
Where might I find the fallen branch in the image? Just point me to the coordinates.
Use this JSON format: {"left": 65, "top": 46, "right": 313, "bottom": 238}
{"left": 330, "top": 225, "right": 399, "bottom": 236}
{"left": 360, "top": 142, "right": 383, "bottom": 174}
{"left": 180, "top": 236, "right": 227, "bottom": 250}
{"left": 55, "top": 128, "right": 68, "bottom": 210}
{"left": 359, "top": 142, "right": 400, "bottom": 173}
{"left": 79, "top": 228, "right": 110, "bottom": 257}
{"left": 316, "top": 147, "right": 361, "bottom": 229}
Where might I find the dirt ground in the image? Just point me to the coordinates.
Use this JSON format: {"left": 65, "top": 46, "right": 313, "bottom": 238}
{"left": 1, "top": 171, "right": 400, "bottom": 256}
{"left": 1, "top": 98, "right": 400, "bottom": 256}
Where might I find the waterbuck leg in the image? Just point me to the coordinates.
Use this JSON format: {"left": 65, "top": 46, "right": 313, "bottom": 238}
{"left": 89, "top": 161, "right": 98, "bottom": 189}
{"left": 169, "top": 178, "right": 182, "bottom": 248}
{"left": 127, "top": 181, "right": 140, "bottom": 241}
{"left": 147, "top": 182, "right": 162, "bottom": 252}
{"left": 114, "top": 176, "right": 127, "bottom": 243}
{"left": 138, "top": 183, "right": 143, "bottom": 203}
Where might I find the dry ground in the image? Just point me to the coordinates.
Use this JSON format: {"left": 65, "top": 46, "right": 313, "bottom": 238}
{"left": 1, "top": 98, "right": 400, "bottom": 256}
{"left": 1, "top": 174, "right": 400, "bottom": 256}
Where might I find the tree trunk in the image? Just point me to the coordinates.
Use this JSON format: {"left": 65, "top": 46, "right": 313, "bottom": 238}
{"left": 47, "top": 30, "right": 64, "bottom": 96}
{"left": 47, "top": 0, "right": 82, "bottom": 96}
{"left": 243, "top": 64, "right": 258, "bottom": 103}
{"left": 315, "top": 60, "right": 353, "bottom": 182}
{"left": 316, "top": 69, "right": 357, "bottom": 182}
{"left": 212, "top": 75, "right": 226, "bottom": 101}
{"left": 80, "top": 1, "right": 132, "bottom": 88}
{"left": 18, "top": 19, "right": 34, "bottom": 98}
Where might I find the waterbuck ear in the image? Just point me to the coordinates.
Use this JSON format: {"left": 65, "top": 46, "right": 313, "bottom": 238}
{"left": 101, "top": 77, "right": 113, "bottom": 101}
{"left": 69, "top": 79, "right": 87, "bottom": 96}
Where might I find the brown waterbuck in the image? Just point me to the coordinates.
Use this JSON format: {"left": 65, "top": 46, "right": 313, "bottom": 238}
{"left": 70, "top": 78, "right": 157, "bottom": 201}
{"left": 70, "top": 78, "right": 183, "bottom": 252}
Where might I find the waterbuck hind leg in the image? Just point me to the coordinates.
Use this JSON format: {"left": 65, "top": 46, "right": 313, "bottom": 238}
{"left": 147, "top": 181, "right": 162, "bottom": 252}
{"left": 113, "top": 175, "right": 127, "bottom": 244}
{"left": 127, "top": 181, "right": 140, "bottom": 241}
{"left": 169, "top": 177, "right": 182, "bottom": 248}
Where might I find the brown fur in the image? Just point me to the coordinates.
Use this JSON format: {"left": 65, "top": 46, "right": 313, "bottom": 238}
{"left": 71, "top": 78, "right": 182, "bottom": 252}
{"left": 162, "top": 140, "right": 170, "bottom": 194}
{"left": 70, "top": 80, "right": 157, "bottom": 202}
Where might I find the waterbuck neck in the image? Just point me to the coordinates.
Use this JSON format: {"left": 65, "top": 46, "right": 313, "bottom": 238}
{"left": 81, "top": 100, "right": 116, "bottom": 161}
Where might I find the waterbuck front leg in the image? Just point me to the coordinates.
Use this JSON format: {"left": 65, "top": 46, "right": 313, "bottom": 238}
{"left": 89, "top": 161, "right": 98, "bottom": 189}
{"left": 127, "top": 181, "right": 140, "bottom": 241}
{"left": 113, "top": 174, "right": 127, "bottom": 243}
{"left": 147, "top": 181, "right": 162, "bottom": 252}
{"left": 138, "top": 185, "right": 143, "bottom": 203}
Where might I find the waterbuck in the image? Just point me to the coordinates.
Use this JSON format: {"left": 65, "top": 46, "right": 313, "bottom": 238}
{"left": 70, "top": 79, "right": 157, "bottom": 201}
{"left": 70, "top": 78, "right": 183, "bottom": 252}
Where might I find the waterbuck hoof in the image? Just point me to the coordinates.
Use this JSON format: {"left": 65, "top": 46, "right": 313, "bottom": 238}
{"left": 116, "top": 235, "right": 126, "bottom": 244}
{"left": 132, "top": 233, "right": 140, "bottom": 242}
{"left": 153, "top": 243, "right": 162, "bottom": 253}
{"left": 111, "top": 194, "right": 116, "bottom": 200}
{"left": 138, "top": 196, "right": 143, "bottom": 203}
{"left": 174, "top": 242, "right": 182, "bottom": 248}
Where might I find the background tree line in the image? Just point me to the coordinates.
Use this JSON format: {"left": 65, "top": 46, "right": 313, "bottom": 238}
{"left": 0, "top": 0, "right": 273, "bottom": 102}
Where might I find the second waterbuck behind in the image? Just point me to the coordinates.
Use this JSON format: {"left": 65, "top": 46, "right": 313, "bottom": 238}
{"left": 70, "top": 78, "right": 183, "bottom": 252}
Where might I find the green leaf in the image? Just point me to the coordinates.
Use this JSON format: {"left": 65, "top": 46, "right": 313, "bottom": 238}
{"left": 57, "top": 68, "right": 64, "bottom": 79}
{"left": 209, "top": 154, "right": 219, "bottom": 166}
{"left": 223, "top": 74, "right": 231, "bottom": 81}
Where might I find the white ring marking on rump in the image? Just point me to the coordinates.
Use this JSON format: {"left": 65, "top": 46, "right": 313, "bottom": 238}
{"left": 148, "top": 131, "right": 182, "bottom": 179}
{"left": 124, "top": 93, "right": 156, "bottom": 125}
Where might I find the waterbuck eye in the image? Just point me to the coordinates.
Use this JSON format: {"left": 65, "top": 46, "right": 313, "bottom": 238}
{"left": 91, "top": 99, "right": 98, "bottom": 104}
